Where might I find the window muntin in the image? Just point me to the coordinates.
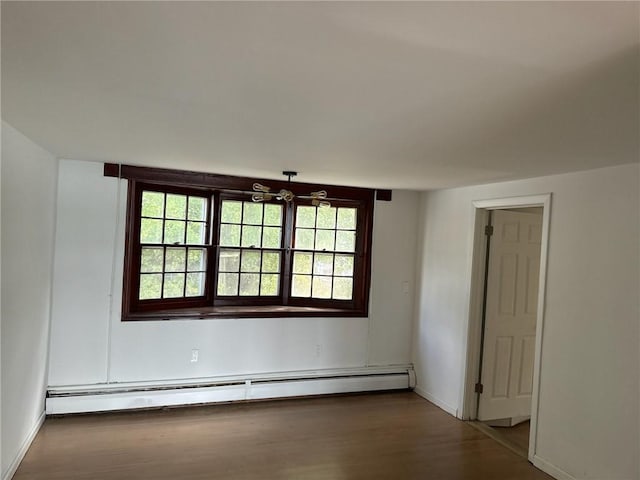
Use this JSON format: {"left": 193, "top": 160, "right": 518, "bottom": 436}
{"left": 291, "top": 204, "right": 357, "bottom": 301}
{"left": 137, "top": 189, "right": 210, "bottom": 302}
{"left": 216, "top": 198, "right": 284, "bottom": 298}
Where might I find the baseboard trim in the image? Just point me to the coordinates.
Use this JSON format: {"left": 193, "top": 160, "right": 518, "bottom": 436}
{"left": 47, "top": 366, "right": 413, "bottom": 414}
{"left": 48, "top": 365, "right": 413, "bottom": 394}
{"left": 413, "top": 386, "right": 458, "bottom": 417}
{"left": 532, "top": 455, "right": 577, "bottom": 480}
{"left": 2, "top": 411, "right": 45, "bottom": 480}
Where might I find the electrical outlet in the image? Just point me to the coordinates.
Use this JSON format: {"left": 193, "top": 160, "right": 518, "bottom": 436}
{"left": 191, "top": 349, "right": 199, "bottom": 363}
{"left": 315, "top": 344, "right": 322, "bottom": 357}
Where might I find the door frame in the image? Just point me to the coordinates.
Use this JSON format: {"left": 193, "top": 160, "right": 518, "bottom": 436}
{"left": 460, "top": 194, "right": 551, "bottom": 462}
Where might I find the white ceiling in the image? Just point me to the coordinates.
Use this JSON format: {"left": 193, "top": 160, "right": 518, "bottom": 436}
{"left": 2, "top": 1, "right": 638, "bottom": 190}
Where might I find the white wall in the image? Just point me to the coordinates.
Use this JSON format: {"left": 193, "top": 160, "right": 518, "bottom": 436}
{"left": 368, "top": 192, "right": 418, "bottom": 366}
{"left": 413, "top": 163, "right": 640, "bottom": 480}
{"left": 48, "top": 160, "right": 419, "bottom": 386}
{"left": 1, "top": 122, "right": 58, "bottom": 478}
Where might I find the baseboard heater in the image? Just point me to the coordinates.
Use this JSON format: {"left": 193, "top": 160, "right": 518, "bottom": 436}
{"left": 46, "top": 365, "right": 415, "bottom": 415}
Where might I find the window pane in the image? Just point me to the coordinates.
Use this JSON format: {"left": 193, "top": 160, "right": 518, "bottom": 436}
{"left": 336, "top": 230, "right": 356, "bottom": 252}
{"left": 140, "top": 218, "right": 163, "bottom": 244}
{"left": 241, "top": 225, "right": 262, "bottom": 247}
{"left": 316, "top": 207, "right": 336, "bottom": 229}
{"left": 217, "top": 272, "right": 239, "bottom": 295}
{"left": 140, "top": 247, "right": 163, "bottom": 273}
{"left": 220, "top": 224, "right": 241, "bottom": 247}
{"left": 264, "top": 204, "right": 282, "bottom": 226}
{"left": 313, "top": 253, "right": 334, "bottom": 275}
{"left": 296, "top": 206, "right": 316, "bottom": 228}
{"left": 165, "top": 194, "right": 187, "bottom": 220}
{"left": 187, "top": 248, "right": 206, "bottom": 272}
{"left": 186, "top": 221, "right": 206, "bottom": 244}
{"left": 312, "top": 276, "right": 332, "bottom": 299}
{"left": 315, "top": 230, "right": 335, "bottom": 251}
{"left": 262, "top": 227, "right": 282, "bottom": 248}
{"left": 163, "top": 273, "right": 185, "bottom": 298}
{"left": 333, "top": 277, "right": 353, "bottom": 300}
{"left": 187, "top": 197, "right": 206, "bottom": 221}
{"left": 186, "top": 272, "right": 205, "bottom": 297}
{"left": 243, "top": 203, "right": 263, "bottom": 225}
{"left": 295, "top": 229, "right": 314, "bottom": 249}
{"left": 337, "top": 208, "right": 357, "bottom": 230}
{"left": 165, "top": 248, "right": 186, "bottom": 273}
{"left": 334, "top": 254, "right": 354, "bottom": 277}
{"left": 239, "top": 273, "right": 260, "bottom": 296}
{"left": 164, "top": 220, "right": 185, "bottom": 244}
{"left": 293, "top": 252, "right": 312, "bottom": 274}
{"left": 262, "top": 252, "right": 281, "bottom": 273}
{"left": 141, "top": 191, "right": 164, "bottom": 218}
{"left": 139, "top": 274, "right": 162, "bottom": 300}
{"left": 241, "top": 250, "right": 261, "bottom": 272}
{"left": 219, "top": 249, "right": 240, "bottom": 272}
{"left": 165, "top": 248, "right": 186, "bottom": 272}
{"left": 260, "top": 274, "right": 279, "bottom": 296}
{"left": 291, "top": 274, "right": 311, "bottom": 297}
{"left": 221, "top": 201, "right": 242, "bottom": 223}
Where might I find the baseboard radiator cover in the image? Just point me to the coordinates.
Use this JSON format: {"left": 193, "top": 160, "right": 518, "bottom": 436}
{"left": 46, "top": 366, "right": 414, "bottom": 415}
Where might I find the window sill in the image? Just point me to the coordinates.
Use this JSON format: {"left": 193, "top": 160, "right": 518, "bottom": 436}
{"left": 123, "top": 305, "right": 367, "bottom": 321}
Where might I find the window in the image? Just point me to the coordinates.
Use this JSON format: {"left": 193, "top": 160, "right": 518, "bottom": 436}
{"left": 138, "top": 190, "right": 209, "bottom": 301}
{"left": 216, "top": 197, "right": 284, "bottom": 299}
{"left": 109, "top": 164, "right": 381, "bottom": 319}
{"left": 290, "top": 203, "right": 358, "bottom": 301}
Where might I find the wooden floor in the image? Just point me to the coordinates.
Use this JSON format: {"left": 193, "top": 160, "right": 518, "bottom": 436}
{"left": 471, "top": 420, "right": 530, "bottom": 459}
{"left": 15, "top": 392, "right": 551, "bottom": 480}
{"left": 493, "top": 421, "right": 531, "bottom": 453}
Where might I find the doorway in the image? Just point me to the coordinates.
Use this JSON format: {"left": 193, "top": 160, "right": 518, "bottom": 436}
{"left": 461, "top": 195, "right": 551, "bottom": 463}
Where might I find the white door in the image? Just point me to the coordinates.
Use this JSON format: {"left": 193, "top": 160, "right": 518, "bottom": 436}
{"left": 477, "top": 209, "right": 542, "bottom": 421}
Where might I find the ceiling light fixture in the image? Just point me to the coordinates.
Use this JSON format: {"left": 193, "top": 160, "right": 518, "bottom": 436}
{"left": 252, "top": 171, "right": 330, "bottom": 207}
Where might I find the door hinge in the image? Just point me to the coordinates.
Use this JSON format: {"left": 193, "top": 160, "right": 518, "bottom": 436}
{"left": 474, "top": 383, "right": 484, "bottom": 394}
{"left": 484, "top": 225, "right": 493, "bottom": 236}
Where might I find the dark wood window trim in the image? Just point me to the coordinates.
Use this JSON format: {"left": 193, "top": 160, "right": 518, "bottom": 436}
{"left": 104, "top": 163, "right": 389, "bottom": 202}
{"left": 107, "top": 163, "right": 385, "bottom": 320}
